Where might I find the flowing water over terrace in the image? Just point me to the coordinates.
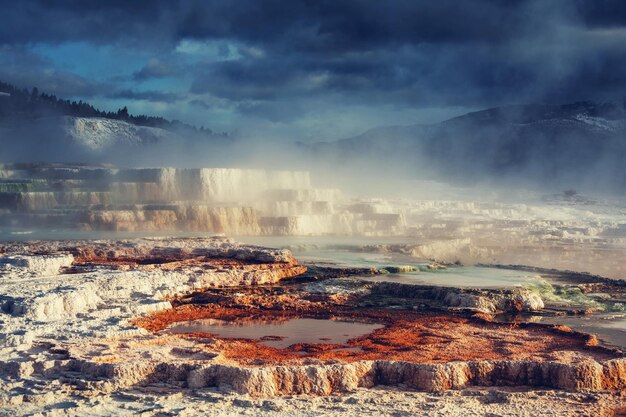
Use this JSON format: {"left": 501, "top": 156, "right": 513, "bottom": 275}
{"left": 168, "top": 318, "right": 384, "bottom": 349}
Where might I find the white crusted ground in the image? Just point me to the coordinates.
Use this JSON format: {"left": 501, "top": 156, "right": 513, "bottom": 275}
{"left": 0, "top": 384, "right": 622, "bottom": 417}
{"left": 1, "top": 237, "right": 624, "bottom": 416}
{"left": 0, "top": 237, "right": 296, "bottom": 361}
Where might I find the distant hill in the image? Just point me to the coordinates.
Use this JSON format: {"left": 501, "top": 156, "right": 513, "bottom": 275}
{"left": 0, "top": 80, "right": 224, "bottom": 137}
{"left": 306, "top": 101, "right": 626, "bottom": 193}
{"left": 2, "top": 78, "right": 626, "bottom": 194}
{"left": 0, "top": 81, "right": 233, "bottom": 166}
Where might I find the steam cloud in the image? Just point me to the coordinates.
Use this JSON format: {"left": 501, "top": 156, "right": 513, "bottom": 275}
{"left": 1, "top": 1, "right": 625, "bottom": 196}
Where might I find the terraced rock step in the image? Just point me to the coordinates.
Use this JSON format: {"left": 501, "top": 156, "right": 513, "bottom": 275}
{"left": 0, "top": 163, "right": 405, "bottom": 235}
{"left": 34, "top": 356, "right": 626, "bottom": 397}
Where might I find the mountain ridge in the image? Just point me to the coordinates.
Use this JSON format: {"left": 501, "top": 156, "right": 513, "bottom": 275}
{"left": 306, "top": 100, "right": 626, "bottom": 193}
{"left": 2, "top": 79, "right": 625, "bottom": 193}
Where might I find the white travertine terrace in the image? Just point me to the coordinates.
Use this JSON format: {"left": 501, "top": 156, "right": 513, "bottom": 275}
{"left": 1, "top": 163, "right": 625, "bottom": 277}
{"left": 0, "top": 237, "right": 301, "bottom": 355}
{"left": 0, "top": 164, "right": 406, "bottom": 236}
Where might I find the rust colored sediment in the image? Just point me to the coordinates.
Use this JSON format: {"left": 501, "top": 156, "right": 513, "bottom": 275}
{"left": 133, "top": 294, "right": 617, "bottom": 367}
{"left": 70, "top": 254, "right": 305, "bottom": 273}
{"left": 62, "top": 243, "right": 307, "bottom": 279}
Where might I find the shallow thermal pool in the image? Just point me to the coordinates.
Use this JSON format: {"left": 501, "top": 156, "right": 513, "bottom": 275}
{"left": 240, "top": 236, "right": 544, "bottom": 289}
{"left": 168, "top": 318, "right": 384, "bottom": 349}
{"left": 356, "top": 266, "right": 544, "bottom": 289}
{"left": 532, "top": 314, "right": 626, "bottom": 349}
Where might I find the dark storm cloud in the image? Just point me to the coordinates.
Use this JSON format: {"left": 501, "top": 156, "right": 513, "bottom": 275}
{"left": 1, "top": 0, "right": 625, "bottom": 122}
{"left": 236, "top": 101, "right": 307, "bottom": 123}
{"left": 181, "top": 0, "right": 626, "bottom": 108}
{"left": 107, "top": 89, "right": 184, "bottom": 103}
{"left": 189, "top": 99, "right": 212, "bottom": 110}
{"left": 0, "top": 0, "right": 534, "bottom": 47}
{"left": 133, "top": 59, "right": 178, "bottom": 80}
{"left": 0, "top": 1, "right": 177, "bottom": 46}
{"left": 0, "top": 45, "right": 111, "bottom": 97}
{"left": 3, "top": 1, "right": 622, "bottom": 47}
{"left": 575, "top": 0, "right": 626, "bottom": 27}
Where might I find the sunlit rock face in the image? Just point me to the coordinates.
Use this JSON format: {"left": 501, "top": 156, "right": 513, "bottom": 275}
{"left": 0, "top": 163, "right": 405, "bottom": 236}
{"left": 0, "top": 237, "right": 303, "bottom": 322}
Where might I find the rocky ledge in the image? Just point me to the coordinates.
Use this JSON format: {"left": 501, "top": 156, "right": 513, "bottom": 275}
{"left": 0, "top": 237, "right": 303, "bottom": 320}
{"left": 0, "top": 237, "right": 304, "bottom": 362}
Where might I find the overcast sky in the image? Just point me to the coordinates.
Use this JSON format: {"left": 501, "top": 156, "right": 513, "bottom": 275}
{"left": 1, "top": 0, "right": 625, "bottom": 140}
